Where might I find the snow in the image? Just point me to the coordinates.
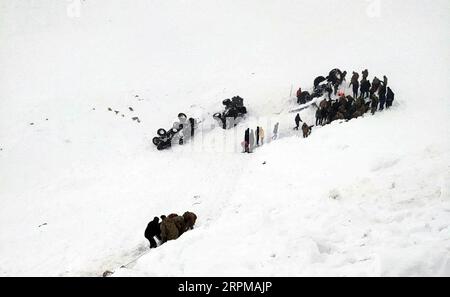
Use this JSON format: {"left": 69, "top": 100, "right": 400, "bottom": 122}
{"left": 0, "top": 0, "right": 449, "bottom": 276}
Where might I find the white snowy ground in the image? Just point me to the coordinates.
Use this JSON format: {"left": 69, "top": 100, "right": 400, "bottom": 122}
{"left": 0, "top": 0, "right": 449, "bottom": 276}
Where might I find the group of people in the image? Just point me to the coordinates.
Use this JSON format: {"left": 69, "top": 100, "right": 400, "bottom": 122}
{"left": 242, "top": 126, "right": 265, "bottom": 153}
{"left": 293, "top": 113, "right": 313, "bottom": 138}
{"left": 144, "top": 211, "right": 197, "bottom": 248}
{"left": 295, "top": 68, "right": 396, "bottom": 130}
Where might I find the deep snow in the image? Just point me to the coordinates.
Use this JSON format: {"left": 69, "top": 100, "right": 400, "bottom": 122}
{"left": 0, "top": 0, "right": 449, "bottom": 276}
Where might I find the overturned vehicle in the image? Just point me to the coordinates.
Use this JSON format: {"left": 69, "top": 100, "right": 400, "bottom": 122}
{"left": 152, "top": 113, "right": 198, "bottom": 150}
{"left": 213, "top": 96, "right": 247, "bottom": 129}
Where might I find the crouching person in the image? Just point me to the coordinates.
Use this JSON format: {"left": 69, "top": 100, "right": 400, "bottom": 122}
{"left": 183, "top": 211, "right": 197, "bottom": 230}
{"left": 160, "top": 215, "right": 180, "bottom": 243}
{"left": 144, "top": 217, "right": 161, "bottom": 248}
{"left": 302, "top": 123, "right": 312, "bottom": 138}
{"left": 159, "top": 212, "right": 198, "bottom": 244}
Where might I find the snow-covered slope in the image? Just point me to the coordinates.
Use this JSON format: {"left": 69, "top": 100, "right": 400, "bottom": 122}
{"left": 0, "top": 0, "right": 449, "bottom": 276}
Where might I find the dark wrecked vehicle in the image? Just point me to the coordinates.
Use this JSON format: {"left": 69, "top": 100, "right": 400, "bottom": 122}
{"left": 213, "top": 96, "right": 247, "bottom": 129}
{"left": 309, "top": 69, "right": 345, "bottom": 100}
{"left": 152, "top": 113, "right": 198, "bottom": 150}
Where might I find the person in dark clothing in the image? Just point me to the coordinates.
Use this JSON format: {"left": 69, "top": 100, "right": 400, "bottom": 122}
{"left": 256, "top": 126, "right": 260, "bottom": 146}
{"left": 188, "top": 117, "right": 195, "bottom": 137}
{"left": 370, "top": 77, "right": 381, "bottom": 96}
{"left": 349, "top": 72, "right": 360, "bottom": 99}
{"left": 327, "top": 68, "right": 342, "bottom": 85}
{"left": 327, "top": 68, "right": 343, "bottom": 95}
{"left": 315, "top": 108, "right": 322, "bottom": 126}
{"left": 294, "top": 113, "right": 302, "bottom": 130}
{"left": 370, "top": 94, "right": 379, "bottom": 115}
{"left": 378, "top": 82, "right": 387, "bottom": 110}
{"left": 297, "top": 91, "right": 311, "bottom": 104}
{"left": 296, "top": 87, "right": 302, "bottom": 102}
{"left": 326, "top": 83, "right": 333, "bottom": 99}
{"left": 362, "top": 69, "right": 369, "bottom": 80}
{"left": 360, "top": 79, "right": 371, "bottom": 99}
{"left": 302, "top": 123, "right": 312, "bottom": 138}
{"left": 386, "top": 87, "right": 395, "bottom": 108}
{"left": 340, "top": 71, "right": 347, "bottom": 85}
{"left": 144, "top": 217, "right": 161, "bottom": 248}
{"left": 244, "top": 128, "right": 250, "bottom": 153}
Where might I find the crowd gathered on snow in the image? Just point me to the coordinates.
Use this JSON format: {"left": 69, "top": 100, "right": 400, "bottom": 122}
{"left": 145, "top": 67, "right": 397, "bottom": 249}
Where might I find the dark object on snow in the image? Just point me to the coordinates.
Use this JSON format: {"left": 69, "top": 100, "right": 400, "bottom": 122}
{"left": 349, "top": 72, "right": 360, "bottom": 99}
{"left": 183, "top": 211, "right": 197, "bottom": 230}
{"left": 370, "top": 94, "right": 379, "bottom": 115}
{"left": 360, "top": 79, "right": 371, "bottom": 99}
{"left": 244, "top": 128, "right": 250, "bottom": 153}
{"left": 312, "top": 81, "right": 333, "bottom": 99}
{"left": 114, "top": 110, "right": 119, "bottom": 114}
{"left": 213, "top": 96, "right": 247, "bottom": 129}
{"left": 302, "top": 123, "right": 312, "bottom": 138}
{"left": 152, "top": 113, "right": 197, "bottom": 150}
{"left": 145, "top": 217, "right": 161, "bottom": 248}
{"left": 294, "top": 113, "right": 302, "bottom": 130}
{"left": 327, "top": 68, "right": 343, "bottom": 94}
{"left": 160, "top": 216, "right": 180, "bottom": 243}
{"left": 313, "top": 76, "right": 326, "bottom": 88}
{"left": 315, "top": 108, "right": 322, "bottom": 126}
{"left": 296, "top": 87, "right": 302, "bottom": 101}
{"left": 103, "top": 270, "right": 114, "bottom": 277}
{"left": 386, "top": 87, "right": 395, "bottom": 108}
{"left": 340, "top": 71, "right": 347, "bottom": 84}
{"left": 129, "top": 107, "right": 134, "bottom": 112}
{"left": 189, "top": 117, "right": 195, "bottom": 137}
{"left": 297, "top": 91, "right": 311, "bottom": 104}
{"left": 370, "top": 77, "right": 381, "bottom": 96}
{"left": 378, "top": 82, "right": 387, "bottom": 110}
{"left": 132, "top": 116, "right": 140, "bottom": 123}
{"left": 362, "top": 69, "right": 369, "bottom": 80}
{"left": 30, "top": 123, "right": 34, "bottom": 126}
{"left": 108, "top": 107, "right": 112, "bottom": 111}
{"left": 159, "top": 212, "right": 197, "bottom": 244}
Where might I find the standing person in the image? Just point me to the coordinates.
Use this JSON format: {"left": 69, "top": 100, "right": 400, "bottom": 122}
{"left": 340, "top": 71, "right": 347, "bottom": 85}
{"left": 378, "top": 82, "right": 387, "bottom": 110}
{"left": 362, "top": 69, "right": 369, "bottom": 80}
{"left": 259, "top": 126, "right": 265, "bottom": 145}
{"left": 188, "top": 117, "right": 196, "bottom": 137}
{"left": 272, "top": 122, "right": 279, "bottom": 140}
{"left": 256, "top": 126, "right": 260, "bottom": 146}
{"left": 370, "top": 77, "right": 381, "bottom": 96}
{"left": 360, "top": 78, "right": 371, "bottom": 99}
{"left": 296, "top": 87, "right": 302, "bottom": 103}
{"left": 294, "top": 113, "right": 302, "bottom": 130}
{"left": 349, "top": 71, "right": 360, "bottom": 99}
{"left": 244, "top": 128, "right": 250, "bottom": 153}
{"left": 370, "top": 94, "right": 379, "bottom": 115}
{"left": 249, "top": 129, "right": 255, "bottom": 153}
{"left": 386, "top": 87, "right": 395, "bottom": 108}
